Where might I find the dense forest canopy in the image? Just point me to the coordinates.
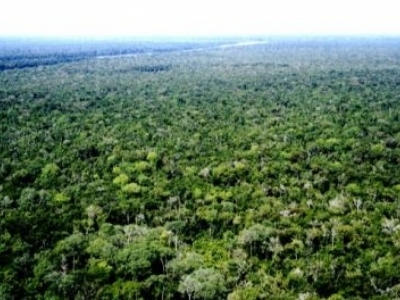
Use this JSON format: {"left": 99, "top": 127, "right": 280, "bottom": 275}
{"left": 1, "top": 37, "right": 400, "bottom": 299}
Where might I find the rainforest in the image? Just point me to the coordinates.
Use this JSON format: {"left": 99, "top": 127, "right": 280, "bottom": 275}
{"left": 1, "top": 36, "right": 400, "bottom": 299}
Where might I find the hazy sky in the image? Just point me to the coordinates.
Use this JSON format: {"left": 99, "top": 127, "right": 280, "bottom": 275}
{"left": 1, "top": 0, "right": 399, "bottom": 37}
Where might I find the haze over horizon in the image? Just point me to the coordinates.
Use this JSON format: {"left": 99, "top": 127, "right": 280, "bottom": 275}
{"left": 1, "top": 0, "right": 400, "bottom": 38}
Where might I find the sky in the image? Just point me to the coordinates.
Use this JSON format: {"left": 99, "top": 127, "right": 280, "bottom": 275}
{"left": 1, "top": 0, "right": 400, "bottom": 37}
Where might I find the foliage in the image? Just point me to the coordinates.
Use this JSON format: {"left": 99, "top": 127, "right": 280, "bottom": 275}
{"left": 1, "top": 37, "right": 400, "bottom": 299}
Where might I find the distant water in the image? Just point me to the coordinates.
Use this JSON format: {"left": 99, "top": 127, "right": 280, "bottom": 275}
{"left": 218, "top": 40, "right": 270, "bottom": 48}
{"left": 96, "top": 40, "right": 270, "bottom": 59}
